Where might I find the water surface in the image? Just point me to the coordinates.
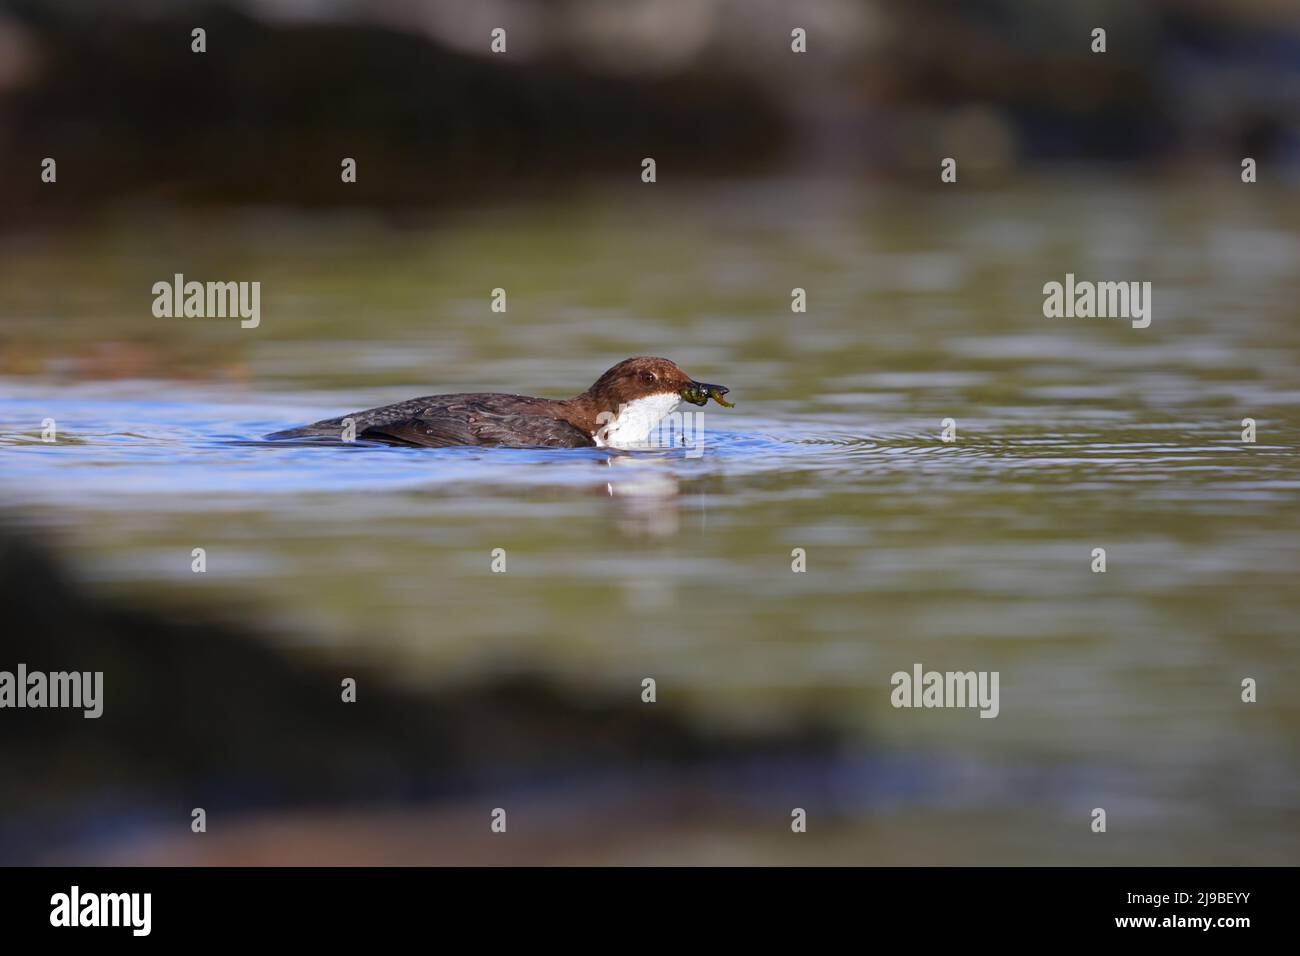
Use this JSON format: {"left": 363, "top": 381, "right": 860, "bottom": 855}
{"left": 2, "top": 177, "right": 1298, "bottom": 863}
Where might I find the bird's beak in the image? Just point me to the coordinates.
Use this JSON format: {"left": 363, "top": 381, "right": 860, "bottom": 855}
{"left": 680, "top": 382, "right": 732, "bottom": 408}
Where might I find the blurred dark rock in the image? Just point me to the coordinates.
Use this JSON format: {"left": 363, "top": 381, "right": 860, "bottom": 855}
{"left": 0, "top": 518, "right": 836, "bottom": 863}
{"left": 0, "top": 3, "right": 786, "bottom": 226}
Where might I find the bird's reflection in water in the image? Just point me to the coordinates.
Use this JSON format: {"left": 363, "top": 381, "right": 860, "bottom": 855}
{"left": 600, "top": 454, "right": 681, "bottom": 539}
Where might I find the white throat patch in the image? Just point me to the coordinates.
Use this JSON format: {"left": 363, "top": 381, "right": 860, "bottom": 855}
{"left": 594, "top": 393, "right": 681, "bottom": 449}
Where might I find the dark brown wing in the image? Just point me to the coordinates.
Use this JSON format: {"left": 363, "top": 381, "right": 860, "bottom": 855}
{"left": 361, "top": 405, "right": 593, "bottom": 448}
{"left": 265, "top": 393, "right": 565, "bottom": 441}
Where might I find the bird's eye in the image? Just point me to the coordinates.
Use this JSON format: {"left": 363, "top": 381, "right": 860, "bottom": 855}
{"left": 642, "top": 371, "right": 657, "bottom": 384}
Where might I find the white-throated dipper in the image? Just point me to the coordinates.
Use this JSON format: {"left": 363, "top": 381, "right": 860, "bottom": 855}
{"left": 264, "top": 356, "right": 732, "bottom": 448}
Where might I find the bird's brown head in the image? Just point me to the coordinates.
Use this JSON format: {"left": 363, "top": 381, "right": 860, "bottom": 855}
{"left": 578, "top": 356, "right": 731, "bottom": 412}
